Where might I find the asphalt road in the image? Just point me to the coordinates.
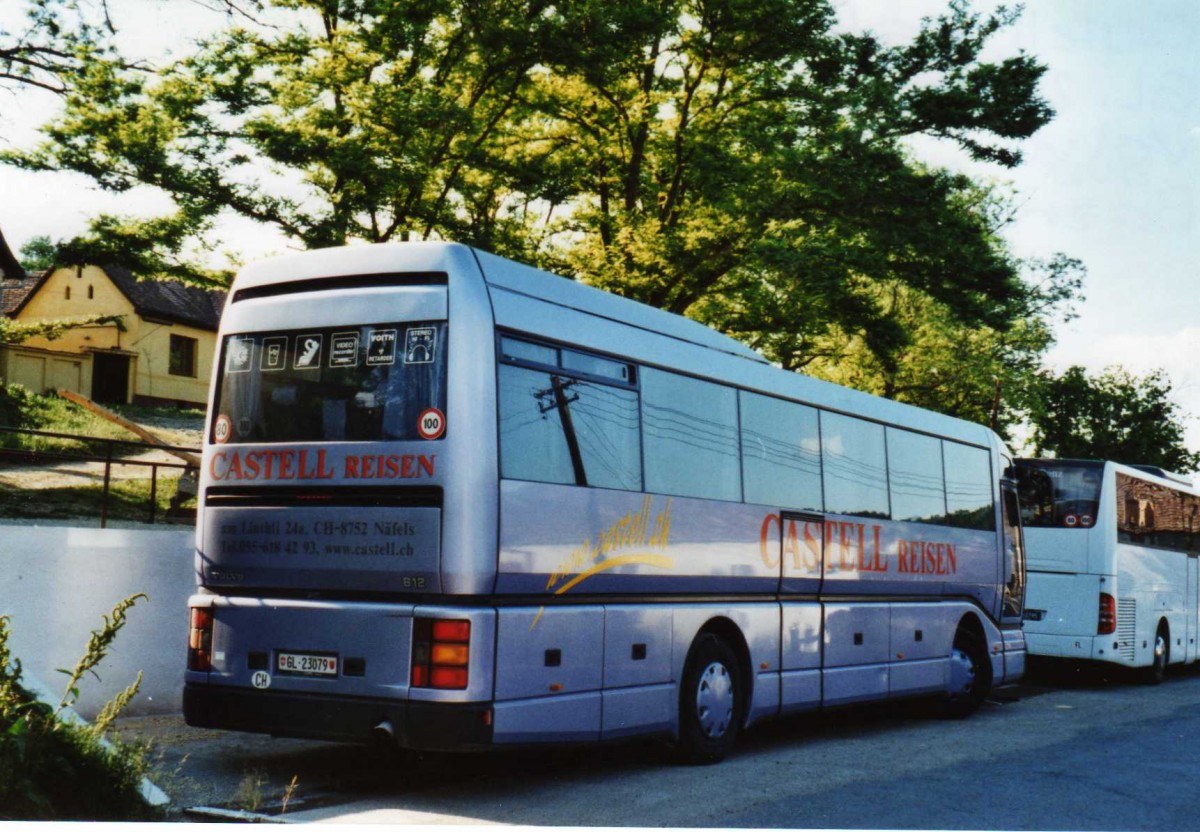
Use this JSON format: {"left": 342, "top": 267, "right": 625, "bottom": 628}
{"left": 117, "top": 661, "right": 1200, "bottom": 828}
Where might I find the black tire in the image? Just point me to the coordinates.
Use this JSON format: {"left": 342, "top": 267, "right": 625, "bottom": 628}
{"left": 675, "top": 633, "right": 741, "bottom": 765}
{"left": 1142, "top": 622, "right": 1169, "bottom": 685}
{"left": 940, "top": 624, "right": 993, "bottom": 719}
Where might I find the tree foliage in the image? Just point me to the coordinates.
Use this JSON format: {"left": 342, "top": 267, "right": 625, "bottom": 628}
{"left": 0, "top": 0, "right": 119, "bottom": 98}
{"left": 5, "top": 0, "right": 1055, "bottom": 365}
{"left": 1026, "top": 366, "right": 1200, "bottom": 474}
{"left": 0, "top": 315, "right": 126, "bottom": 346}
{"left": 525, "top": 0, "right": 1053, "bottom": 370}
{"left": 16, "top": 236, "right": 56, "bottom": 273}
{"left": 805, "top": 241, "right": 1085, "bottom": 438}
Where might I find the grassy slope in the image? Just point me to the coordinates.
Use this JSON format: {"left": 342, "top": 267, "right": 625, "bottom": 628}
{"left": 0, "top": 383, "right": 199, "bottom": 522}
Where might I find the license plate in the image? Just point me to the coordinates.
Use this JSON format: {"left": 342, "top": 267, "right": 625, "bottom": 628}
{"left": 276, "top": 651, "right": 339, "bottom": 677}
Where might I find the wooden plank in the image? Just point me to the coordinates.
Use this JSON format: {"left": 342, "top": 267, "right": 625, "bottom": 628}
{"left": 58, "top": 389, "right": 202, "bottom": 468}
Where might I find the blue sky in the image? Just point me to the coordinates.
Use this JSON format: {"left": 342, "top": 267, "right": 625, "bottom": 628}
{"left": 837, "top": 1, "right": 1200, "bottom": 453}
{"left": 2, "top": 0, "right": 1198, "bottom": 454}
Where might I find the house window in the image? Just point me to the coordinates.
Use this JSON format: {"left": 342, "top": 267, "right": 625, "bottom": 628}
{"left": 170, "top": 334, "right": 198, "bottom": 377}
{"left": 88, "top": 285, "right": 94, "bottom": 299}
{"left": 65, "top": 286, "right": 71, "bottom": 300}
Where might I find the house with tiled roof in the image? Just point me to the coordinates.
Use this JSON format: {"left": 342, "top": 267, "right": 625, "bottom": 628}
{"left": 0, "top": 229, "right": 38, "bottom": 315}
{"left": 1, "top": 255, "right": 227, "bottom": 407}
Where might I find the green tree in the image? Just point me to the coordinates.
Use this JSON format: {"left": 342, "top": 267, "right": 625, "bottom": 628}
{"left": 803, "top": 243, "right": 1084, "bottom": 439}
{"left": 525, "top": 0, "right": 1054, "bottom": 371}
{"left": 1026, "top": 366, "right": 1200, "bottom": 474}
{"left": 0, "top": 0, "right": 111, "bottom": 98}
{"left": 16, "top": 236, "right": 55, "bottom": 273}
{"left": 5, "top": 0, "right": 1056, "bottom": 365}
{"left": 5, "top": 0, "right": 560, "bottom": 284}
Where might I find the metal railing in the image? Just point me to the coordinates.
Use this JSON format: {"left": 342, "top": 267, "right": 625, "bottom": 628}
{"left": 0, "top": 425, "right": 200, "bottom": 528}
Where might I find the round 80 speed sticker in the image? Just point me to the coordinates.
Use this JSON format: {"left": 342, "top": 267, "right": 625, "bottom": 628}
{"left": 418, "top": 407, "right": 446, "bottom": 440}
{"left": 214, "top": 414, "right": 232, "bottom": 444}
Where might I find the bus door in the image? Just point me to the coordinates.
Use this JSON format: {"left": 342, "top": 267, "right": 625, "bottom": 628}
{"left": 777, "top": 511, "right": 823, "bottom": 713}
{"left": 1188, "top": 553, "right": 1199, "bottom": 664}
{"left": 779, "top": 512, "right": 824, "bottom": 595}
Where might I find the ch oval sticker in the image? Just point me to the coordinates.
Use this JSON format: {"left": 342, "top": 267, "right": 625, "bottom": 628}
{"left": 418, "top": 407, "right": 446, "bottom": 440}
{"left": 251, "top": 671, "right": 271, "bottom": 690}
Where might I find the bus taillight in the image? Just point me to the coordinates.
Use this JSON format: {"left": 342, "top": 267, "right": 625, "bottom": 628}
{"left": 411, "top": 618, "right": 470, "bottom": 690}
{"left": 1097, "top": 593, "right": 1116, "bottom": 635}
{"left": 188, "top": 607, "right": 214, "bottom": 672}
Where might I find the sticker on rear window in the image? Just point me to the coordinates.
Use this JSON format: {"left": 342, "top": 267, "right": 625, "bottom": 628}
{"left": 226, "top": 338, "right": 254, "bottom": 373}
{"left": 367, "top": 330, "right": 398, "bottom": 365}
{"left": 330, "top": 332, "right": 360, "bottom": 367}
{"left": 405, "top": 327, "right": 436, "bottom": 364}
{"left": 214, "top": 415, "right": 232, "bottom": 444}
{"left": 294, "top": 334, "right": 323, "bottom": 370}
{"left": 261, "top": 336, "right": 288, "bottom": 371}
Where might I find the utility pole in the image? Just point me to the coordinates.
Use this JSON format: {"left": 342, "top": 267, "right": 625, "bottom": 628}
{"left": 539, "top": 375, "right": 586, "bottom": 486}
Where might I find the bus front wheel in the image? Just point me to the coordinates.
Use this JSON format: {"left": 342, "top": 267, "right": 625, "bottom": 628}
{"left": 1143, "top": 622, "right": 1169, "bottom": 685}
{"left": 940, "top": 623, "right": 992, "bottom": 719}
{"left": 675, "top": 633, "right": 741, "bottom": 765}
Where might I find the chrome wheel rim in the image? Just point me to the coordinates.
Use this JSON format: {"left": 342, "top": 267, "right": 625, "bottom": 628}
{"left": 1154, "top": 633, "right": 1167, "bottom": 670}
{"left": 948, "top": 647, "right": 977, "bottom": 698}
{"left": 695, "top": 661, "right": 734, "bottom": 739}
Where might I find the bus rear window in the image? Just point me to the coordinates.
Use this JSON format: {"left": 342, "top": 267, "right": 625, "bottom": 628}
{"left": 1015, "top": 460, "right": 1102, "bottom": 528}
{"left": 212, "top": 322, "right": 447, "bottom": 444}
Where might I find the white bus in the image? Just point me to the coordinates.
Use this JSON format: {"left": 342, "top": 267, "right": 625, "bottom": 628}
{"left": 1015, "top": 459, "right": 1200, "bottom": 682}
{"left": 184, "top": 242, "right": 1027, "bottom": 762}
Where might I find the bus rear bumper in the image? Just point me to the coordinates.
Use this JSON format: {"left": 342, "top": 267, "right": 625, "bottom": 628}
{"left": 183, "top": 683, "right": 494, "bottom": 751}
{"left": 1025, "top": 631, "right": 1127, "bottom": 664}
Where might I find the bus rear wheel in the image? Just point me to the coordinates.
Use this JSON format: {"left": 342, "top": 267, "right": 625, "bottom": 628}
{"left": 1142, "top": 622, "right": 1169, "bottom": 685}
{"left": 675, "top": 633, "right": 741, "bottom": 765}
{"left": 940, "top": 623, "right": 992, "bottom": 719}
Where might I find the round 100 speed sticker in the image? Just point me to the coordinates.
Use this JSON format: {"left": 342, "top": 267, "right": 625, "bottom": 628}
{"left": 418, "top": 407, "right": 446, "bottom": 440}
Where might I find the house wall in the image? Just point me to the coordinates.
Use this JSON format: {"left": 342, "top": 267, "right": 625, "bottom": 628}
{"left": 0, "top": 343, "right": 91, "bottom": 397}
{"left": 11, "top": 265, "right": 218, "bottom": 406}
{"left": 131, "top": 320, "right": 217, "bottom": 407}
{"left": 16, "top": 265, "right": 131, "bottom": 354}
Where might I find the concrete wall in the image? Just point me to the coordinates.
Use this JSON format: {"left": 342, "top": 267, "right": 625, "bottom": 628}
{"left": 0, "top": 525, "right": 195, "bottom": 719}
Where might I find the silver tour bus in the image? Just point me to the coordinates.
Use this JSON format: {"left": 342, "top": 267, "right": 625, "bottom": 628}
{"left": 184, "top": 242, "right": 1027, "bottom": 762}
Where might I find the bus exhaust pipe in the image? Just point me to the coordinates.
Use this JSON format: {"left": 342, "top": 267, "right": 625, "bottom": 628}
{"left": 371, "top": 720, "right": 395, "bottom": 745}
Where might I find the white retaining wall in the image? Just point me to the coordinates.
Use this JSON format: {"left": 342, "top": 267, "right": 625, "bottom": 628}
{"left": 0, "top": 525, "right": 195, "bottom": 719}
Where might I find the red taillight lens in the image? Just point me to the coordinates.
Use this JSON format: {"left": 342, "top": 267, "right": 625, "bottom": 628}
{"left": 433, "top": 620, "right": 471, "bottom": 642}
{"left": 1098, "top": 593, "right": 1116, "bottom": 635}
{"left": 431, "top": 667, "right": 469, "bottom": 689}
{"left": 188, "top": 607, "right": 214, "bottom": 672}
{"left": 411, "top": 617, "right": 470, "bottom": 690}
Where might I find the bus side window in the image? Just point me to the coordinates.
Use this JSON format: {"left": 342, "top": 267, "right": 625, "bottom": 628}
{"left": 740, "top": 391, "right": 822, "bottom": 512}
{"left": 943, "top": 442, "right": 995, "bottom": 531}
{"left": 642, "top": 368, "right": 741, "bottom": 502}
{"left": 498, "top": 363, "right": 642, "bottom": 491}
{"left": 820, "top": 412, "right": 888, "bottom": 519}
{"left": 886, "top": 428, "right": 947, "bottom": 525}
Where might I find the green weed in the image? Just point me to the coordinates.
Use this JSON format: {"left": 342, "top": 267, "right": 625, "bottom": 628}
{"left": 0, "top": 596, "right": 163, "bottom": 820}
